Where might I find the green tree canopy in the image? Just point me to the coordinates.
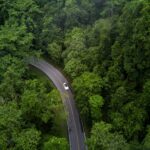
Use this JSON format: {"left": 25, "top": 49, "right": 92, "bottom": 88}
{"left": 14, "top": 128, "right": 41, "bottom": 150}
{"left": 89, "top": 95, "right": 104, "bottom": 122}
{"left": 43, "top": 136, "right": 69, "bottom": 150}
{"left": 88, "top": 122, "right": 128, "bottom": 150}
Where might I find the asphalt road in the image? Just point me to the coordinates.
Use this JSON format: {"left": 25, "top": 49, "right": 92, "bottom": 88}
{"left": 29, "top": 58, "right": 87, "bottom": 150}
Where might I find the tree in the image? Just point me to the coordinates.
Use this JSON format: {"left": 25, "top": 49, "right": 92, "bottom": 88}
{"left": 100, "top": 0, "right": 127, "bottom": 17}
{"left": 63, "top": 0, "right": 96, "bottom": 28}
{"left": 0, "top": 102, "right": 22, "bottom": 149}
{"left": 43, "top": 136, "right": 69, "bottom": 150}
{"left": 89, "top": 95, "right": 104, "bottom": 122}
{"left": 0, "top": 0, "right": 40, "bottom": 57}
{"left": 119, "top": 0, "right": 150, "bottom": 82}
{"left": 0, "top": 22, "right": 33, "bottom": 56}
{"left": 21, "top": 79, "right": 63, "bottom": 124}
{"left": 88, "top": 122, "right": 128, "bottom": 150}
{"left": 143, "top": 126, "right": 150, "bottom": 149}
{"left": 110, "top": 86, "right": 127, "bottom": 110}
{"left": 73, "top": 72, "right": 104, "bottom": 121}
{"left": 0, "top": 59, "right": 26, "bottom": 101}
{"left": 140, "top": 80, "right": 150, "bottom": 109}
{"left": 111, "top": 102, "right": 146, "bottom": 140}
{"left": 64, "top": 27, "right": 86, "bottom": 55}
{"left": 46, "top": 89, "right": 65, "bottom": 129}
{"left": 73, "top": 72, "right": 104, "bottom": 98}
{"left": 47, "top": 42, "right": 62, "bottom": 64}
{"left": 64, "top": 58, "right": 88, "bottom": 78}
{"left": 14, "top": 128, "right": 41, "bottom": 150}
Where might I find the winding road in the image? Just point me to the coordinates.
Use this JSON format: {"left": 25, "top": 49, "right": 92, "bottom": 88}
{"left": 29, "top": 58, "right": 87, "bottom": 150}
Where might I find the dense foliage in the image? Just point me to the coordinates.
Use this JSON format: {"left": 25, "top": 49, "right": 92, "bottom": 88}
{"left": 0, "top": 0, "right": 150, "bottom": 149}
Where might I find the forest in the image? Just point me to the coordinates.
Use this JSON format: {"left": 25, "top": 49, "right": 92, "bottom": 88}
{"left": 0, "top": 0, "right": 150, "bottom": 149}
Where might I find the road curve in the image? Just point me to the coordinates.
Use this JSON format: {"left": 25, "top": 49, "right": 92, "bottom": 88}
{"left": 29, "top": 58, "right": 87, "bottom": 150}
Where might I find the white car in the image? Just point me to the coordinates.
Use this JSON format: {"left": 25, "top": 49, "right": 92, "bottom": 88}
{"left": 63, "top": 82, "right": 69, "bottom": 90}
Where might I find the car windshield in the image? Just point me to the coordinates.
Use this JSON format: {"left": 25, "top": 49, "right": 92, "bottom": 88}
{"left": 64, "top": 83, "right": 68, "bottom": 86}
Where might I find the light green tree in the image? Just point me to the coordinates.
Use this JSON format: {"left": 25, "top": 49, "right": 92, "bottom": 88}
{"left": 89, "top": 95, "right": 104, "bottom": 121}
{"left": 0, "top": 102, "right": 22, "bottom": 149}
{"left": 64, "top": 58, "right": 88, "bottom": 78}
{"left": 43, "top": 136, "right": 69, "bottom": 150}
{"left": 14, "top": 128, "right": 41, "bottom": 150}
{"left": 47, "top": 42, "right": 62, "bottom": 64}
